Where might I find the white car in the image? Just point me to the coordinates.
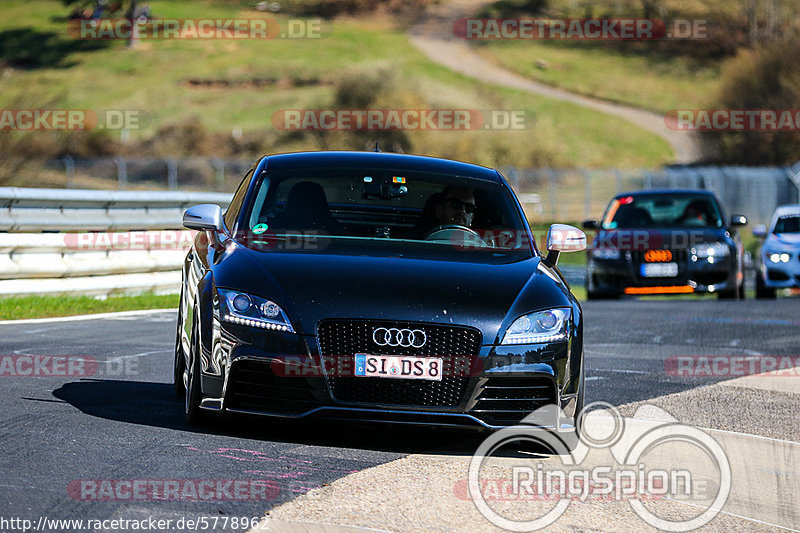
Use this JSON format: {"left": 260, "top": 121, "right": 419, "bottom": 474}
{"left": 753, "top": 204, "right": 800, "bottom": 298}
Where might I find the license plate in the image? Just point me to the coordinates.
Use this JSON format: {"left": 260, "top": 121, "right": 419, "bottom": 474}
{"left": 640, "top": 262, "right": 678, "bottom": 277}
{"left": 354, "top": 354, "right": 443, "bottom": 381}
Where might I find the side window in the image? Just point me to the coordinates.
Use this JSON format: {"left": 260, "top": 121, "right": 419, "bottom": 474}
{"left": 224, "top": 168, "right": 254, "bottom": 232}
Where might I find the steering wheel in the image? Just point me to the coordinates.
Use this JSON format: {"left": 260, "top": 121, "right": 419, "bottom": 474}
{"left": 424, "top": 225, "right": 487, "bottom": 248}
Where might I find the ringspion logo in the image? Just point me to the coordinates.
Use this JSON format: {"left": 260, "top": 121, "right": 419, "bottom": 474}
{"left": 468, "top": 403, "right": 731, "bottom": 531}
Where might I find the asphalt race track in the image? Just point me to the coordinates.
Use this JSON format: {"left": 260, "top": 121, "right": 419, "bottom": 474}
{"left": 0, "top": 298, "right": 797, "bottom": 532}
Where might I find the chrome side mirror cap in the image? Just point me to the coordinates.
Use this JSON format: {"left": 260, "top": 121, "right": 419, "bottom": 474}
{"left": 545, "top": 224, "right": 587, "bottom": 266}
{"left": 183, "top": 204, "right": 224, "bottom": 232}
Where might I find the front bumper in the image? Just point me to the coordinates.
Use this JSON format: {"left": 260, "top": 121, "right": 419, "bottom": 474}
{"left": 759, "top": 254, "right": 800, "bottom": 289}
{"left": 587, "top": 251, "right": 738, "bottom": 295}
{"left": 198, "top": 322, "right": 581, "bottom": 431}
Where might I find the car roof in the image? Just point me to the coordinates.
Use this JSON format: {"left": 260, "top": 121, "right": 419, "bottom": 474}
{"left": 773, "top": 204, "right": 800, "bottom": 218}
{"left": 614, "top": 188, "right": 717, "bottom": 199}
{"left": 262, "top": 151, "right": 503, "bottom": 183}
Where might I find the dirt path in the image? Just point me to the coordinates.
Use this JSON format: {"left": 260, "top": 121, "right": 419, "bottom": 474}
{"left": 408, "top": 0, "right": 701, "bottom": 163}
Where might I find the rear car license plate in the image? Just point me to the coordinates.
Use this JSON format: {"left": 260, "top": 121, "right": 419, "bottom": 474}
{"left": 354, "top": 354, "right": 443, "bottom": 381}
{"left": 640, "top": 262, "right": 678, "bottom": 277}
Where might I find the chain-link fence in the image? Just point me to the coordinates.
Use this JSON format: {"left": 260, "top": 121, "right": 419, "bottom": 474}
{"left": 505, "top": 165, "right": 800, "bottom": 225}
{"left": 47, "top": 157, "right": 800, "bottom": 225}
{"left": 50, "top": 156, "right": 254, "bottom": 193}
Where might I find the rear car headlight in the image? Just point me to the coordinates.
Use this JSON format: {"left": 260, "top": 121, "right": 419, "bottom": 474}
{"left": 591, "top": 247, "right": 620, "bottom": 260}
{"left": 501, "top": 308, "right": 570, "bottom": 345}
{"left": 217, "top": 289, "right": 295, "bottom": 332}
{"left": 692, "top": 242, "right": 729, "bottom": 258}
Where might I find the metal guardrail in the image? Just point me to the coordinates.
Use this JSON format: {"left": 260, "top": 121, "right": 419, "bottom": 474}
{"left": 0, "top": 187, "right": 230, "bottom": 232}
{"left": 0, "top": 188, "right": 230, "bottom": 297}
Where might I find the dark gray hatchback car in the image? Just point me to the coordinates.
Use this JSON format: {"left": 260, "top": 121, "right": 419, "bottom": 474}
{"left": 584, "top": 189, "right": 747, "bottom": 299}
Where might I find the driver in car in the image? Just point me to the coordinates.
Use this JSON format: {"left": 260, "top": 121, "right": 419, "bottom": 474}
{"left": 435, "top": 186, "right": 476, "bottom": 227}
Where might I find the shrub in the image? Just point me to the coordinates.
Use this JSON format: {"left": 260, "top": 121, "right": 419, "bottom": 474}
{"left": 709, "top": 39, "right": 800, "bottom": 165}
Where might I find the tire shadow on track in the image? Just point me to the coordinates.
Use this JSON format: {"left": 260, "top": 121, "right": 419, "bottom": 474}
{"left": 52, "top": 379, "right": 487, "bottom": 456}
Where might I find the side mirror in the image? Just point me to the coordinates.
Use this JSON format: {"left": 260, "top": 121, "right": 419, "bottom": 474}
{"left": 730, "top": 214, "right": 747, "bottom": 226}
{"left": 582, "top": 219, "right": 598, "bottom": 230}
{"left": 752, "top": 224, "right": 767, "bottom": 238}
{"left": 183, "top": 204, "right": 224, "bottom": 232}
{"left": 545, "top": 224, "right": 587, "bottom": 266}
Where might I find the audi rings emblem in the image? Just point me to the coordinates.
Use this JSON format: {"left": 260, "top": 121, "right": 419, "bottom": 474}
{"left": 372, "top": 327, "right": 427, "bottom": 348}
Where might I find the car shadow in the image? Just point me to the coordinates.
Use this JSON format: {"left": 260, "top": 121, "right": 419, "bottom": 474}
{"left": 52, "top": 379, "right": 487, "bottom": 456}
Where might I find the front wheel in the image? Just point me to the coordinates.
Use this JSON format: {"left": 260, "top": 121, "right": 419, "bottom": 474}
{"left": 184, "top": 318, "right": 208, "bottom": 426}
{"left": 173, "top": 300, "right": 186, "bottom": 398}
{"left": 561, "top": 370, "right": 585, "bottom": 453}
{"left": 755, "top": 272, "right": 776, "bottom": 298}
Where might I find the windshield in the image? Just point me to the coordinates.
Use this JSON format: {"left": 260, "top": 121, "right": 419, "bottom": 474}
{"left": 238, "top": 167, "right": 533, "bottom": 257}
{"left": 773, "top": 215, "right": 800, "bottom": 234}
{"left": 601, "top": 194, "right": 724, "bottom": 229}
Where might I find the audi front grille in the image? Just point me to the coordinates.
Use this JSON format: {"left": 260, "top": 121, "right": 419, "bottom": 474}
{"left": 316, "top": 320, "right": 481, "bottom": 407}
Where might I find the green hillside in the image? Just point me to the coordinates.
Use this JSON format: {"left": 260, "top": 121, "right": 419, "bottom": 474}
{"left": 0, "top": 0, "right": 673, "bottom": 179}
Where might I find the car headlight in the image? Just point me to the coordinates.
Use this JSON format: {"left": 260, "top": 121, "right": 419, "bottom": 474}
{"left": 501, "top": 308, "right": 570, "bottom": 345}
{"left": 692, "top": 242, "right": 730, "bottom": 259}
{"left": 217, "top": 289, "right": 295, "bottom": 333}
{"left": 768, "top": 252, "right": 791, "bottom": 263}
{"left": 592, "top": 247, "right": 620, "bottom": 260}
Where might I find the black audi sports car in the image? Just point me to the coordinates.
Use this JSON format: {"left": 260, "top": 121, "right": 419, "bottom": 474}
{"left": 583, "top": 189, "right": 747, "bottom": 299}
{"left": 175, "top": 151, "right": 587, "bottom": 435}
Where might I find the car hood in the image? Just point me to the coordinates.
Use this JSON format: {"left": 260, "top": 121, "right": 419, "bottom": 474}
{"left": 214, "top": 246, "right": 570, "bottom": 343}
{"left": 767, "top": 233, "right": 800, "bottom": 247}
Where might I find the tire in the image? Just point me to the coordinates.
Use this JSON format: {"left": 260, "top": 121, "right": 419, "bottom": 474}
{"left": 585, "top": 275, "right": 599, "bottom": 300}
{"left": 719, "top": 275, "right": 745, "bottom": 300}
{"left": 184, "top": 317, "right": 208, "bottom": 426}
{"left": 575, "top": 371, "right": 585, "bottom": 428}
{"left": 586, "top": 275, "right": 617, "bottom": 300}
{"left": 173, "top": 294, "right": 186, "bottom": 398}
{"left": 562, "top": 369, "right": 585, "bottom": 453}
{"left": 755, "top": 272, "right": 776, "bottom": 299}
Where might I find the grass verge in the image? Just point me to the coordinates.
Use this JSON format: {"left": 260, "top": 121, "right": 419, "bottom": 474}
{"left": 474, "top": 40, "right": 721, "bottom": 113}
{"left": 0, "top": 292, "right": 178, "bottom": 320}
